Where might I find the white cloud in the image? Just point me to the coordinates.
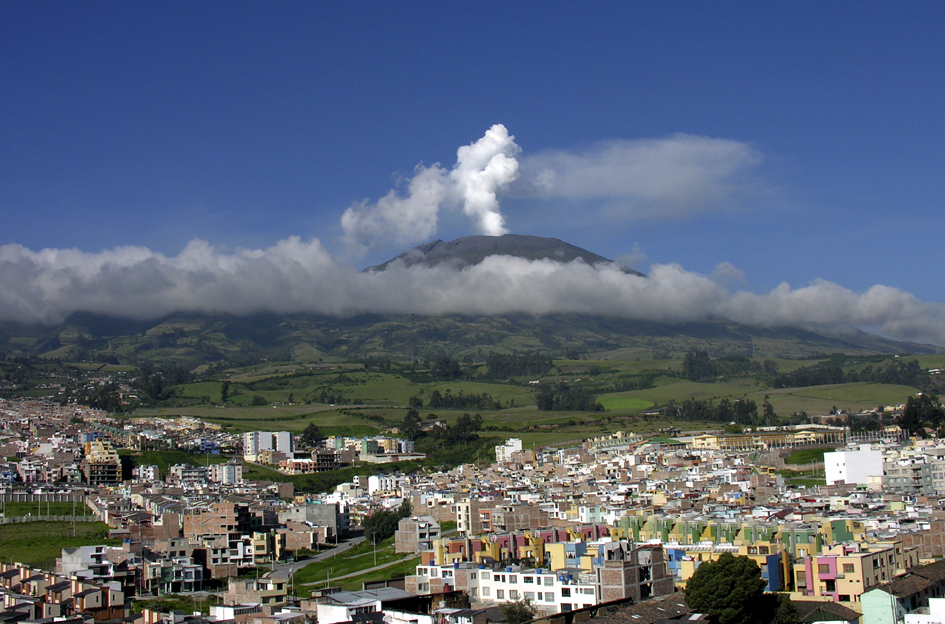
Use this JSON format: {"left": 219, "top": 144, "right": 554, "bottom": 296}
{"left": 340, "top": 163, "right": 450, "bottom": 251}
{"left": 517, "top": 133, "right": 765, "bottom": 219}
{"left": 341, "top": 124, "right": 520, "bottom": 250}
{"left": 2, "top": 238, "right": 943, "bottom": 346}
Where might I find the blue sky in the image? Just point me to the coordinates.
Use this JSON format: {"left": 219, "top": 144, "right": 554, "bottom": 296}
{"left": 1, "top": 2, "right": 944, "bottom": 342}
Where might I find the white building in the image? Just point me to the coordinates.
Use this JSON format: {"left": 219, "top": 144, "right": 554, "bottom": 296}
{"left": 495, "top": 438, "right": 523, "bottom": 463}
{"left": 243, "top": 431, "right": 294, "bottom": 461}
{"left": 209, "top": 459, "right": 244, "bottom": 484}
{"left": 825, "top": 445, "right": 884, "bottom": 486}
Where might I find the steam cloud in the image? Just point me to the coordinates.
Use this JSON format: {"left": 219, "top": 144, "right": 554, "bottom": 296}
{"left": 341, "top": 124, "right": 520, "bottom": 250}
{"left": 2, "top": 238, "right": 943, "bottom": 346}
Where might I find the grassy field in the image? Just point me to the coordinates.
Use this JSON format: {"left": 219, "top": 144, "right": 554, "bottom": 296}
{"left": 785, "top": 448, "right": 835, "bottom": 465}
{"left": 130, "top": 354, "right": 932, "bottom": 463}
{"left": 329, "top": 556, "right": 421, "bottom": 592}
{"left": 0, "top": 521, "right": 118, "bottom": 570}
{"left": 132, "top": 594, "right": 221, "bottom": 615}
{"left": 1, "top": 501, "right": 93, "bottom": 517}
{"left": 293, "top": 536, "right": 404, "bottom": 587}
{"left": 598, "top": 395, "right": 654, "bottom": 411}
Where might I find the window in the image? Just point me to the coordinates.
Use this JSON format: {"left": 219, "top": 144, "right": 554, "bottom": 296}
{"left": 525, "top": 592, "right": 535, "bottom": 601}
{"left": 759, "top": 546, "right": 769, "bottom": 555}
{"left": 509, "top": 575, "right": 517, "bottom": 584}
{"left": 818, "top": 564, "right": 830, "bottom": 574}
{"left": 482, "top": 587, "right": 490, "bottom": 597}
{"left": 510, "top": 590, "right": 519, "bottom": 600}
{"left": 544, "top": 577, "right": 554, "bottom": 586}
{"left": 839, "top": 595, "right": 850, "bottom": 602}
{"left": 545, "top": 593, "right": 555, "bottom": 602}
{"left": 524, "top": 576, "right": 534, "bottom": 584}
{"left": 562, "top": 588, "right": 571, "bottom": 597}
{"left": 481, "top": 572, "right": 490, "bottom": 580}
{"left": 843, "top": 564, "right": 854, "bottom": 573}
{"left": 470, "top": 573, "right": 477, "bottom": 580}
{"left": 496, "top": 590, "right": 505, "bottom": 600}
{"left": 825, "top": 580, "right": 836, "bottom": 592}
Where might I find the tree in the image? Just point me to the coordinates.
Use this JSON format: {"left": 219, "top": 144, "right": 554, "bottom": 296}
{"left": 769, "top": 595, "right": 800, "bottom": 624}
{"left": 300, "top": 423, "right": 324, "bottom": 447}
{"left": 685, "top": 553, "right": 766, "bottom": 624}
{"left": 501, "top": 598, "right": 537, "bottom": 624}
{"left": 901, "top": 394, "right": 943, "bottom": 437}
{"left": 251, "top": 394, "right": 268, "bottom": 405}
{"left": 221, "top": 381, "right": 230, "bottom": 403}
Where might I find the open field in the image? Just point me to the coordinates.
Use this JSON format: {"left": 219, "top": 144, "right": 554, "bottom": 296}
{"left": 785, "top": 448, "right": 835, "bottom": 465}
{"left": 598, "top": 395, "right": 654, "bottom": 411}
{"left": 0, "top": 522, "right": 118, "bottom": 570}
{"left": 1, "top": 501, "right": 93, "bottom": 517}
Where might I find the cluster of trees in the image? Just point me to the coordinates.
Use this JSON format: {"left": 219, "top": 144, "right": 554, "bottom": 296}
{"left": 132, "top": 365, "right": 193, "bottom": 403}
{"left": 299, "top": 423, "right": 326, "bottom": 447}
{"left": 422, "top": 389, "right": 502, "bottom": 410}
{"left": 535, "top": 383, "right": 603, "bottom": 412}
{"left": 900, "top": 393, "right": 945, "bottom": 436}
{"left": 771, "top": 357, "right": 931, "bottom": 390}
{"left": 401, "top": 410, "right": 483, "bottom": 445}
{"left": 362, "top": 500, "right": 412, "bottom": 543}
{"left": 481, "top": 352, "right": 553, "bottom": 380}
{"left": 681, "top": 352, "right": 763, "bottom": 382}
{"left": 659, "top": 397, "right": 770, "bottom": 425}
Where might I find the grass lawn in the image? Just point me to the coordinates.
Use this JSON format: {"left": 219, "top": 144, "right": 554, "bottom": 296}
{"left": 329, "top": 556, "right": 421, "bottom": 592}
{"left": 293, "top": 536, "right": 401, "bottom": 586}
{"left": 784, "top": 448, "right": 835, "bottom": 465}
{"left": 1, "top": 501, "right": 93, "bottom": 517}
{"left": 0, "top": 522, "right": 118, "bottom": 570}
{"left": 598, "top": 394, "right": 654, "bottom": 411}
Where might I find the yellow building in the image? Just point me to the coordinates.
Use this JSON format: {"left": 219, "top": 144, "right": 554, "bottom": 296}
{"left": 793, "top": 541, "right": 920, "bottom": 606}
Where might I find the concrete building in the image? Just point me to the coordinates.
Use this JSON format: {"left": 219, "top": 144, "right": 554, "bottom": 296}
{"left": 396, "top": 516, "right": 441, "bottom": 553}
{"left": 209, "top": 458, "right": 243, "bottom": 484}
{"left": 278, "top": 501, "right": 350, "bottom": 538}
{"left": 885, "top": 457, "right": 935, "bottom": 498}
{"left": 825, "top": 445, "right": 884, "bottom": 486}
{"left": 82, "top": 441, "right": 120, "bottom": 486}
{"left": 794, "top": 542, "right": 919, "bottom": 605}
{"left": 495, "top": 438, "right": 523, "bottom": 463}
{"left": 225, "top": 577, "right": 288, "bottom": 615}
{"left": 409, "top": 543, "right": 673, "bottom": 616}
{"left": 243, "top": 431, "right": 294, "bottom": 462}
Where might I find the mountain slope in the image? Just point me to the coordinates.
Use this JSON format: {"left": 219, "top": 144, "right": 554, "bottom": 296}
{"left": 364, "top": 234, "right": 645, "bottom": 276}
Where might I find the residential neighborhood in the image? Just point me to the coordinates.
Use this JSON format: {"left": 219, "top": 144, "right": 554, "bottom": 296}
{"left": 4, "top": 398, "right": 945, "bottom": 624}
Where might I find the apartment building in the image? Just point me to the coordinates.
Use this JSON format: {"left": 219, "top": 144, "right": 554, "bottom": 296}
{"left": 794, "top": 541, "right": 920, "bottom": 604}
{"left": 396, "top": 516, "right": 441, "bottom": 553}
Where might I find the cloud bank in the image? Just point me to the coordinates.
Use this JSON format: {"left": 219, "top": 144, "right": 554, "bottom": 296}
{"left": 2, "top": 237, "right": 943, "bottom": 346}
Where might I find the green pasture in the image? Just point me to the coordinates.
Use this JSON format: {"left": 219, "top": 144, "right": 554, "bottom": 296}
{"left": 598, "top": 394, "right": 655, "bottom": 412}
{"left": 784, "top": 448, "right": 834, "bottom": 465}
{"left": 760, "top": 383, "right": 919, "bottom": 415}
